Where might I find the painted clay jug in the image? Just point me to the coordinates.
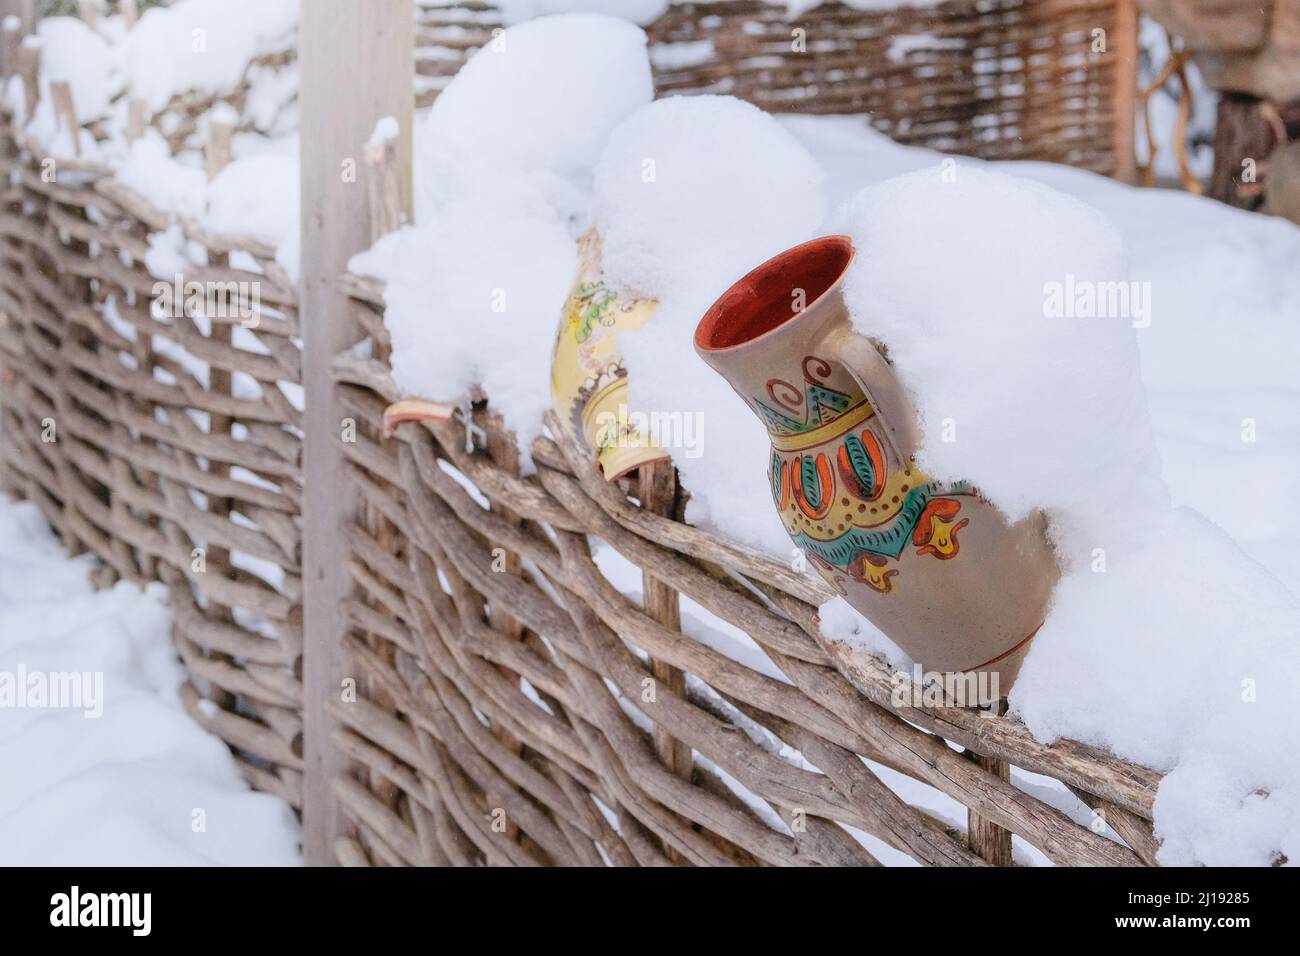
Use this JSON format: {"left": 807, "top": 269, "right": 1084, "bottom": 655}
{"left": 551, "top": 229, "right": 670, "bottom": 481}
{"left": 694, "top": 235, "right": 1058, "bottom": 694}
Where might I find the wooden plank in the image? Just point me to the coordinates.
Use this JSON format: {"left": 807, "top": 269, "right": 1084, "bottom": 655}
{"left": 300, "top": 0, "right": 413, "bottom": 868}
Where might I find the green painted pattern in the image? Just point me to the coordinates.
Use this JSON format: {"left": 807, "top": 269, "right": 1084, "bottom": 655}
{"left": 840, "top": 432, "right": 876, "bottom": 498}
{"left": 790, "top": 479, "right": 972, "bottom": 566}
{"left": 800, "top": 455, "right": 823, "bottom": 511}
{"left": 574, "top": 282, "right": 616, "bottom": 344}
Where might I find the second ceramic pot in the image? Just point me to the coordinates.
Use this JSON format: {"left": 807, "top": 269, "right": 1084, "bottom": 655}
{"left": 551, "top": 229, "right": 670, "bottom": 480}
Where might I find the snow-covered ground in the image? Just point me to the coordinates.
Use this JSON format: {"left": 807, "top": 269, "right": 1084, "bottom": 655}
{"left": 0, "top": 498, "right": 300, "bottom": 865}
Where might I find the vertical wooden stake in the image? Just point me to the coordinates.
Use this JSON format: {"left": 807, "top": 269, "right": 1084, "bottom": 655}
{"left": 357, "top": 127, "right": 405, "bottom": 819}
{"left": 2, "top": 16, "right": 21, "bottom": 80}
{"left": 17, "top": 39, "right": 39, "bottom": 122}
{"left": 364, "top": 133, "right": 403, "bottom": 238}
{"left": 205, "top": 113, "right": 233, "bottom": 180}
{"left": 1110, "top": 0, "right": 1138, "bottom": 184}
{"left": 0, "top": 0, "right": 33, "bottom": 78}
{"left": 300, "top": 0, "right": 413, "bottom": 868}
{"left": 639, "top": 459, "right": 692, "bottom": 863}
{"left": 967, "top": 752, "right": 1013, "bottom": 864}
{"left": 202, "top": 140, "right": 238, "bottom": 715}
{"left": 126, "top": 98, "right": 146, "bottom": 143}
{"left": 49, "top": 80, "right": 80, "bottom": 157}
{"left": 967, "top": 698, "right": 1013, "bottom": 865}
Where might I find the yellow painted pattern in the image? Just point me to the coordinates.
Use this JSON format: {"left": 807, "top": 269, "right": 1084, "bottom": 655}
{"left": 550, "top": 231, "right": 666, "bottom": 480}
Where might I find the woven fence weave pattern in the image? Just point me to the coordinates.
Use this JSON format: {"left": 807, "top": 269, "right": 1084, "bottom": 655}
{"left": 0, "top": 116, "right": 306, "bottom": 809}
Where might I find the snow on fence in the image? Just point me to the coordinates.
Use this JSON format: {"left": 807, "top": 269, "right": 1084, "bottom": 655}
{"left": 0, "top": 0, "right": 1159, "bottom": 866}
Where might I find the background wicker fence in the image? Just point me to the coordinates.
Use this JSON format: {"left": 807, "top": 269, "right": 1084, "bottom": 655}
{"left": 0, "top": 108, "right": 307, "bottom": 807}
{"left": 417, "top": 0, "right": 1138, "bottom": 178}
{"left": 0, "top": 0, "right": 1158, "bottom": 865}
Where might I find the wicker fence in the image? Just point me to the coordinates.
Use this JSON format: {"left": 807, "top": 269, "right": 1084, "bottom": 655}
{"left": 327, "top": 275, "right": 1162, "bottom": 866}
{"left": 0, "top": 0, "right": 1158, "bottom": 865}
{"left": 0, "top": 109, "right": 307, "bottom": 808}
{"left": 418, "top": 0, "right": 1138, "bottom": 178}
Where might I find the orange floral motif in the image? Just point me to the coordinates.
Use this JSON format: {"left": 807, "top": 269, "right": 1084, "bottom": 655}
{"left": 849, "top": 553, "right": 898, "bottom": 593}
{"left": 791, "top": 452, "right": 834, "bottom": 520}
{"left": 912, "top": 498, "right": 969, "bottom": 559}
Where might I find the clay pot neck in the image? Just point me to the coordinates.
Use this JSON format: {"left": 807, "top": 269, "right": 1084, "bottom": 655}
{"left": 695, "top": 235, "right": 854, "bottom": 355}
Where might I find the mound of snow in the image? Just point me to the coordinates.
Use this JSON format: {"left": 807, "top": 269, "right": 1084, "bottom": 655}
{"left": 594, "top": 95, "right": 826, "bottom": 301}
{"left": 833, "top": 166, "right": 1165, "bottom": 525}
{"left": 117, "top": 132, "right": 208, "bottom": 220}
{"left": 36, "top": 16, "right": 116, "bottom": 122}
{"left": 0, "top": 498, "right": 300, "bottom": 865}
{"left": 416, "top": 13, "right": 653, "bottom": 216}
{"left": 593, "top": 94, "right": 826, "bottom": 549}
{"left": 203, "top": 153, "right": 300, "bottom": 244}
{"left": 374, "top": 14, "right": 656, "bottom": 454}
{"left": 118, "top": 0, "right": 298, "bottom": 113}
{"left": 363, "top": 196, "right": 578, "bottom": 456}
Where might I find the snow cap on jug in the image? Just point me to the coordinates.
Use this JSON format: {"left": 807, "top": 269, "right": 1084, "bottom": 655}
{"left": 593, "top": 94, "right": 828, "bottom": 549}
{"left": 830, "top": 164, "right": 1163, "bottom": 527}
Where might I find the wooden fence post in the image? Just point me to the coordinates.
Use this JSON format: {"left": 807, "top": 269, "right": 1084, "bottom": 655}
{"left": 16, "top": 37, "right": 37, "bottom": 121}
{"left": 300, "top": 0, "right": 413, "bottom": 867}
{"left": 1111, "top": 0, "right": 1139, "bottom": 184}
{"left": 49, "top": 80, "right": 79, "bottom": 156}
{"left": 126, "top": 98, "right": 146, "bottom": 142}
{"left": 0, "top": 0, "right": 33, "bottom": 78}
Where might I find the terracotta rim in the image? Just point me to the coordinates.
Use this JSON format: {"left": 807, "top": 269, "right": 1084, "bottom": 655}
{"left": 694, "top": 235, "right": 855, "bottom": 354}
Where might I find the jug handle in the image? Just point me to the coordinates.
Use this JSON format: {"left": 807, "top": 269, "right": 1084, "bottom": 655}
{"left": 826, "top": 326, "right": 922, "bottom": 466}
